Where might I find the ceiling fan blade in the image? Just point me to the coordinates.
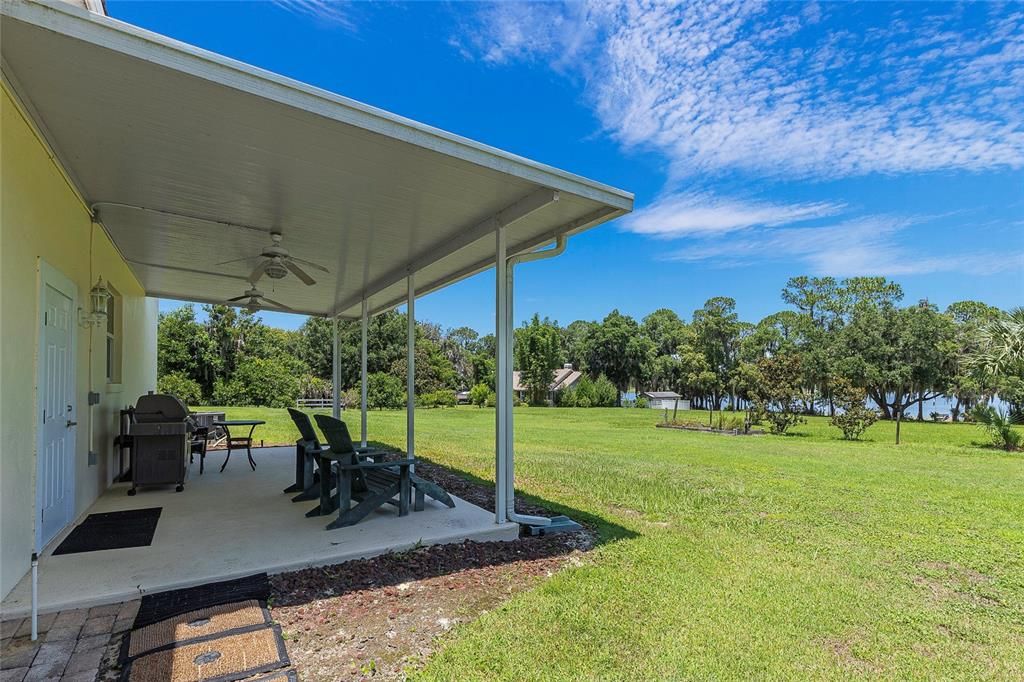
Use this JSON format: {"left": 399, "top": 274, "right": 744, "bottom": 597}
{"left": 285, "top": 260, "right": 316, "bottom": 286}
{"left": 215, "top": 255, "right": 259, "bottom": 266}
{"left": 248, "top": 260, "right": 270, "bottom": 284}
{"left": 226, "top": 294, "right": 250, "bottom": 302}
{"left": 289, "top": 257, "right": 330, "bottom": 274}
{"left": 258, "top": 296, "right": 294, "bottom": 311}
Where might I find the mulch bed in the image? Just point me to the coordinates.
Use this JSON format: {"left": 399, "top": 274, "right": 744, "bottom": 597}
{"left": 98, "top": 458, "right": 593, "bottom": 682}
{"left": 409, "top": 460, "right": 557, "bottom": 524}
{"left": 655, "top": 422, "right": 764, "bottom": 435}
{"left": 269, "top": 458, "right": 594, "bottom": 680}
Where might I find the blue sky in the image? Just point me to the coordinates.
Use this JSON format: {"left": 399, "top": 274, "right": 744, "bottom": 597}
{"left": 116, "top": 1, "right": 1024, "bottom": 334}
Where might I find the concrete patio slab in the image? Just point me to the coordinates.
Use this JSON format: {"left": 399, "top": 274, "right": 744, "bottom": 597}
{"left": 2, "top": 447, "right": 516, "bottom": 617}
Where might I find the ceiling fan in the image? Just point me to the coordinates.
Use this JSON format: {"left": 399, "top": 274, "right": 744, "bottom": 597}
{"left": 216, "top": 232, "right": 329, "bottom": 286}
{"left": 226, "top": 286, "right": 293, "bottom": 312}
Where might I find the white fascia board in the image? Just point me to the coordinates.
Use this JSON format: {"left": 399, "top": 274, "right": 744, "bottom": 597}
{"left": 2, "top": 0, "right": 634, "bottom": 211}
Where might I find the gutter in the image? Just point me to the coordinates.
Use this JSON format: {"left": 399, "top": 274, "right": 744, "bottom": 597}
{"left": 500, "top": 234, "right": 567, "bottom": 527}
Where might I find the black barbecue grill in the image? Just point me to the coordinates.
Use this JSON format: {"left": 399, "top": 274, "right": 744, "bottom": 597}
{"left": 127, "top": 393, "right": 194, "bottom": 495}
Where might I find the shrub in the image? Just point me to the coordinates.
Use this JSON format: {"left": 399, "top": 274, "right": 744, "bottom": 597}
{"left": 298, "top": 374, "right": 332, "bottom": 401}
{"left": 157, "top": 372, "right": 202, "bottom": 406}
{"left": 561, "top": 375, "right": 600, "bottom": 407}
{"left": 971, "top": 406, "right": 1022, "bottom": 451}
{"left": 749, "top": 354, "right": 806, "bottom": 435}
{"left": 243, "top": 357, "right": 303, "bottom": 407}
{"left": 211, "top": 378, "right": 238, "bottom": 406}
{"left": 830, "top": 377, "right": 879, "bottom": 440}
{"left": 208, "top": 357, "right": 302, "bottom": 408}
{"left": 484, "top": 391, "right": 497, "bottom": 408}
{"left": 635, "top": 395, "right": 649, "bottom": 409}
{"left": 751, "top": 407, "right": 802, "bottom": 435}
{"left": 722, "top": 414, "right": 745, "bottom": 431}
{"left": 367, "top": 372, "right": 405, "bottom": 410}
{"left": 342, "top": 387, "right": 360, "bottom": 410}
{"left": 420, "top": 390, "right": 457, "bottom": 408}
{"left": 469, "top": 383, "right": 491, "bottom": 407}
{"left": 559, "top": 375, "right": 617, "bottom": 407}
{"left": 592, "top": 374, "right": 619, "bottom": 407}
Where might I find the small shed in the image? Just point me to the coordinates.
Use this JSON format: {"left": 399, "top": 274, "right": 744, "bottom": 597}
{"left": 643, "top": 391, "right": 690, "bottom": 411}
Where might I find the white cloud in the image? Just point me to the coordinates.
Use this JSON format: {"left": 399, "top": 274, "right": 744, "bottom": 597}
{"left": 664, "top": 214, "right": 1024, "bottom": 277}
{"left": 450, "top": 2, "right": 605, "bottom": 72}
{"left": 622, "top": 192, "right": 842, "bottom": 237}
{"left": 458, "top": 1, "right": 1024, "bottom": 179}
{"left": 272, "top": 0, "right": 355, "bottom": 29}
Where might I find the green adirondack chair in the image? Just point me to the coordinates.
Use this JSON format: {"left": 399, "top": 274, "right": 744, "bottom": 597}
{"left": 287, "top": 408, "right": 388, "bottom": 503}
{"left": 312, "top": 414, "right": 415, "bottom": 529}
{"left": 285, "top": 407, "right": 325, "bottom": 500}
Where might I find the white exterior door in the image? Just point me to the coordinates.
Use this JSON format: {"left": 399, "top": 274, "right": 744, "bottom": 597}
{"left": 37, "top": 267, "right": 77, "bottom": 548}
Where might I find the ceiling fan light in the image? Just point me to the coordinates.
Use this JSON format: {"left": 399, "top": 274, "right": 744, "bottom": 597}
{"left": 265, "top": 262, "right": 288, "bottom": 279}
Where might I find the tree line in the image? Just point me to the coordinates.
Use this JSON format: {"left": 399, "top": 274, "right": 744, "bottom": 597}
{"left": 157, "top": 276, "right": 1022, "bottom": 424}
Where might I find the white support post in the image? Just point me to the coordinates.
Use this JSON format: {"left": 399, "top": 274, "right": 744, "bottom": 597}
{"left": 360, "top": 299, "right": 368, "bottom": 447}
{"left": 504, "top": 258, "right": 515, "bottom": 519}
{"left": 494, "top": 225, "right": 508, "bottom": 524}
{"left": 331, "top": 315, "right": 341, "bottom": 419}
{"left": 406, "top": 272, "right": 415, "bottom": 462}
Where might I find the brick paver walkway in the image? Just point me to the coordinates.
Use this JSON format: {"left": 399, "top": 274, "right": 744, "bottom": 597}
{"left": 0, "top": 601, "right": 138, "bottom": 682}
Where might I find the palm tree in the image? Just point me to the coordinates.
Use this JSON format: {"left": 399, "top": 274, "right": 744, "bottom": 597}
{"left": 971, "top": 405, "right": 1022, "bottom": 451}
{"left": 968, "top": 307, "right": 1024, "bottom": 427}
{"left": 969, "top": 307, "right": 1024, "bottom": 376}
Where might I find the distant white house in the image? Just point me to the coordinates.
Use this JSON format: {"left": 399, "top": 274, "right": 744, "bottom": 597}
{"left": 513, "top": 364, "right": 583, "bottom": 404}
{"left": 643, "top": 391, "right": 690, "bottom": 410}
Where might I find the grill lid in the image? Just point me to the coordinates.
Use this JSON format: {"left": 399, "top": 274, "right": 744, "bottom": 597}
{"left": 134, "top": 393, "right": 190, "bottom": 422}
{"left": 129, "top": 422, "right": 191, "bottom": 436}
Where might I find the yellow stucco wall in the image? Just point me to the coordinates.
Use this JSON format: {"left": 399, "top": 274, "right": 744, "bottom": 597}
{"left": 1, "top": 84, "right": 158, "bottom": 598}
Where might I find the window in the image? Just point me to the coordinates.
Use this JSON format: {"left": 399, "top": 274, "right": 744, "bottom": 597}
{"left": 105, "top": 287, "right": 122, "bottom": 384}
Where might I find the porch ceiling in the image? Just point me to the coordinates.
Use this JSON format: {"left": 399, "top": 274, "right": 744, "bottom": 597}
{"left": 1, "top": 0, "right": 632, "bottom": 318}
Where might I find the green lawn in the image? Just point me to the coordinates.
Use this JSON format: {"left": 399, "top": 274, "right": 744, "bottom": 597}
{"left": 202, "top": 405, "right": 1024, "bottom": 680}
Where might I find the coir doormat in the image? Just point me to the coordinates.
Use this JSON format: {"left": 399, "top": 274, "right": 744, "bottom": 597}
{"left": 127, "top": 600, "right": 271, "bottom": 658}
{"left": 123, "top": 625, "right": 289, "bottom": 682}
{"left": 53, "top": 507, "right": 162, "bottom": 555}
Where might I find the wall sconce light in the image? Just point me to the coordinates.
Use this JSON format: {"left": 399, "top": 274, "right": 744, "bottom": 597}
{"left": 79, "top": 277, "right": 111, "bottom": 328}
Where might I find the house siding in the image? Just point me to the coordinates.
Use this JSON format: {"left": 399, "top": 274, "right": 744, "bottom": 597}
{"left": 1, "top": 84, "right": 157, "bottom": 598}
{"left": 649, "top": 398, "right": 690, "bottom": 410}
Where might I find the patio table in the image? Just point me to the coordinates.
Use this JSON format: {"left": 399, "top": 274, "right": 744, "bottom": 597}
{"left": 213, "top": 420, "right": 265, "bottom": 472}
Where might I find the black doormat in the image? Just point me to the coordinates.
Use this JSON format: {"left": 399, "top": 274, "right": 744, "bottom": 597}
{"left": 134, "top": 573, "right": 271, "bottom": 630}
{"left": 53, "top": 507, "right": 162, "bottom": 556}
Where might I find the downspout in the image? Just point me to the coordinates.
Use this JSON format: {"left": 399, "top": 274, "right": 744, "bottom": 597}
{"left": 502, "top": 234, "right": 567, "bottom": 527}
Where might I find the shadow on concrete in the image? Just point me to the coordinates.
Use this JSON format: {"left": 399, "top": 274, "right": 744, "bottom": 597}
{"left": 269, "top": 445, "right": 638, "bottom": 608}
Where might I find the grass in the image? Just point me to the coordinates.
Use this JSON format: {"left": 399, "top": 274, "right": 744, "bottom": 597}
{"left": 200, "top": 405, "right": 1024, "bottom": 679}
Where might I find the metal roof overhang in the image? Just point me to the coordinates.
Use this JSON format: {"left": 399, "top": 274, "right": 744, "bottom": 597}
{"left": 1, "top": 0, "right": 633, "bottom": 318}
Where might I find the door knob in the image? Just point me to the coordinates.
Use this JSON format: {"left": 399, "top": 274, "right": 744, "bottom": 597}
{"left": 66, "top": 420, "right": 78, "bottom": 428}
